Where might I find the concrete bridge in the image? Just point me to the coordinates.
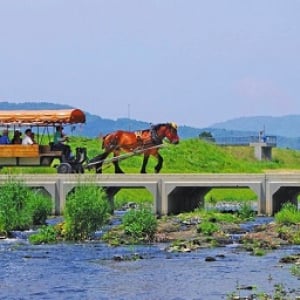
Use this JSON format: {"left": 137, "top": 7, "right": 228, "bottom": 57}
{"left": 0, "top": 173, "right": 299, "bottom": 216}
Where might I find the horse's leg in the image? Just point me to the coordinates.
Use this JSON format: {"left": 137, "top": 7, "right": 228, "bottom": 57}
{"left": 154, "top": 153, "right": 163, "bottom": 173}
{"left": 112, "top": 151, "right": 124, "bottom": 173}
{"left": 140, "top": 154, "right": 150, "bottom": 173}
{"left": 90, "top": 152, "right": 109, "bottom": 174}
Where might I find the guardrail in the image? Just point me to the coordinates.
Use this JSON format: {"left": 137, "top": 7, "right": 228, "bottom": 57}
{"left": 201, "top": 135, "right": 277, "bottom": 147}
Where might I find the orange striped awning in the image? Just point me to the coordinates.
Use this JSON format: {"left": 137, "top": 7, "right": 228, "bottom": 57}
{"left": 0, "top": 109, "right": 86, "bottom": 125}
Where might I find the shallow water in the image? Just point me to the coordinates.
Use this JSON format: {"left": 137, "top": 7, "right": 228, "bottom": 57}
{"left": 1, "top": 217, "right": 300, "bottom": 300}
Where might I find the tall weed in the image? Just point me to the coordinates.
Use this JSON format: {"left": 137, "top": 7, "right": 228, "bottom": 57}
{"left": 275, "top": 202, "right": 300, "bottom": 225}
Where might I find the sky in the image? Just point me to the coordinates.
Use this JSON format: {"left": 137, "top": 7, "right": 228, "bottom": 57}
{"left": 1, "top": 1, "right": 300, "bottom": 128}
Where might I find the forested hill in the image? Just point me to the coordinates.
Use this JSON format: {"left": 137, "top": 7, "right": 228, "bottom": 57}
{"left": 1, "top": 102, "right": 300, "bottom": 149}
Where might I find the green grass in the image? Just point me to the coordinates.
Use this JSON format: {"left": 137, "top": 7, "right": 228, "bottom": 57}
{"left": 2, "top": 137, "right": 300, "bottom": 207}
{"left": 3, "top": 137, "right": 300, "bottom": 174}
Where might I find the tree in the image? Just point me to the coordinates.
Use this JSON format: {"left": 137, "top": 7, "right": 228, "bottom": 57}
{"left": 199, "top": 131, "right": 215, "bottom": 142}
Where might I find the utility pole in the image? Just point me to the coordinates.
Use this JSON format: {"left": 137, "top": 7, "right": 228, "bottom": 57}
{"left": 128, "top": 104, "right": 131, "bottom": 130}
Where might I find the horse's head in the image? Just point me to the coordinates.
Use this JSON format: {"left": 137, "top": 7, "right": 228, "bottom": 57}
{"left": 154, "top": 122, "right": 179, "bottom": 144}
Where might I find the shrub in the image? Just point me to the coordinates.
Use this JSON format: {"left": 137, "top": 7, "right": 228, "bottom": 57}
{"left": 122, "top": 208, "right": 157, "bottom": 241}
{"left": 197, "top": 221, "right": 220, "bottom": 236}
{"left": 27, "top": 191, "right": 52, "bottom": 225}
{"left": 29, "top": 225, "right": 58, "bottom": 245}
{"left": 275, "top": 202, "right": 300, "bottom": 225}
{"left": 237, "top": 203, "right": 255, "bottom": 220}
{"left": 0, "top": 179, "right": 52, "bottom": 232}
{"left": 62, "top": 184, "right": 110, "bottom": 240}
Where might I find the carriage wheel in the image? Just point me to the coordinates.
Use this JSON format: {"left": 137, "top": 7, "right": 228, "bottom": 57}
{"left": 57, "top": 163, "right": 73, "bottom": 174}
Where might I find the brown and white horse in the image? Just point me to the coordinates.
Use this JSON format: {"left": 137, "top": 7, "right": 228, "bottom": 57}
{"left": 90, "top": 123, "right": 179, "bottom": 173}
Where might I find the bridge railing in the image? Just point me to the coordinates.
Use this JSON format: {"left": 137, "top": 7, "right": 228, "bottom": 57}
{"left": 202, "top": 135, "right": 277, "bottom": 147}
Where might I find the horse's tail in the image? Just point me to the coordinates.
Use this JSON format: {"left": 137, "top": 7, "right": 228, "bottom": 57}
{"left": 101, "top": 134, "right": 109, "bottom": 149}
{"left": 102, "top": 132, "right": 118, "bottom": 151}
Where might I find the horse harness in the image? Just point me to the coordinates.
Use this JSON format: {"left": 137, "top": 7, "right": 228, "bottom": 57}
{"left": 135, "top": 127, "right": 162, "bottom": 147}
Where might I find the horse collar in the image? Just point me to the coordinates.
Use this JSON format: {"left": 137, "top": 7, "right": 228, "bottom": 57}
{"left": 150, "top": 127, "right": 162, "bottom": 145}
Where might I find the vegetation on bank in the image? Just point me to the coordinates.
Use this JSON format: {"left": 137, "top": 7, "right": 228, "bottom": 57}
{"left": 0, "top": 178, "right": 52, "bottom": 236}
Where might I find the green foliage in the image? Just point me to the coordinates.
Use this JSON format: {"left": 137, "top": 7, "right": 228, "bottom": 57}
{"left": 63, "top": 184, "right": 110, "bottom": 240}
{"left": 237, "top": 203, "right": 255, "bottom": 220}
{"left": 179, "top": 208, "right": 242, "bottom": 224}
{"left": 197, "top": 221, "right": 220, "bottom": 236}
{"left": 29, "top": 225, "right": 58, "bottom": 245}
{"left": 0, "top": 178, "right": 52, "bottom": 232}
{"left": 252, "top": 247, "right": 266, "bottom": 256}
{"left": 122, "top": 208, "right": 157, "bottom": 241}
{"left": 205, "top": 188, "right": 257, "bottom": 203}
{"left": 274, "top": 202, "right": 300, "bottom": 225}
{"left": 27, "top": 191, "right": 52, "bottom": 225}
{"left": 290, "top": 265, "right": 300, "bottom": 278}
{"left": 199, "top": 131, "right": 215, "bottom": 142}
{"left": 227, "top": 281, "right": 290, "bottom": 300}
{"left": 276, "top": 224, "right": 300, "bottom": 245}
{"left": 292, "top": 231, "right": 300, "bottom": 245}
{"left": 114, "top": 189, "right": 153, "bottom": 209}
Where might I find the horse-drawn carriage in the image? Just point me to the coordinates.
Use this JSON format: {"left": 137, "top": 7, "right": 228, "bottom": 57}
{"left": 0, "top": 108, "right": 180, "bottom": 174}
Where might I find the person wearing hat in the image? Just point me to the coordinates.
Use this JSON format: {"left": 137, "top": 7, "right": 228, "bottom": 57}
{"left": 0, "top": 129, "right": 10, "bottom": 144}
{"left": 53, "top": 125, "right": 71, "bottom": 160}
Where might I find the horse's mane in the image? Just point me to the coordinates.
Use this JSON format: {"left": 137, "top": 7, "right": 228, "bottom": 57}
{"left": 150, "top": 123, "right": 168, "bottom": 130}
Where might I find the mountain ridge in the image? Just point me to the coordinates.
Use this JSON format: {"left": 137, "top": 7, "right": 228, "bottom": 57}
{"left": 211, "top": 115, "right": 300, "bottom": 138}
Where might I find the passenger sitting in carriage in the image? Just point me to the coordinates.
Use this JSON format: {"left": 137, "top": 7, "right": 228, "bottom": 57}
{"left": 0, "top": 129, "right": 10, "bottom": 144}
{"left": 22, "top": 128, "right": 34, "bottom": 145}
{"left": 11, "top": 130, "right": 22, "bottom": 144}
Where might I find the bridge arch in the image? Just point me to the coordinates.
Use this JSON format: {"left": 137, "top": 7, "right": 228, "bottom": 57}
{"left": 271, "top": 186, "right": 300, "bottom": 214}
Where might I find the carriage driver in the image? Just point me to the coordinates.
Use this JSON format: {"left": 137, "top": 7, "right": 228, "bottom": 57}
{"left": 53, "top": 125, "right": 72, "bottom": 160}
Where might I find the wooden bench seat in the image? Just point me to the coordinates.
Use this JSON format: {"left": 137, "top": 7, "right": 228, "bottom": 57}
{"left": 39, "top": 151, "right": 63, "bottom": 157}
{"left": 0, "top": 144, "right": 39, "bottom": 158}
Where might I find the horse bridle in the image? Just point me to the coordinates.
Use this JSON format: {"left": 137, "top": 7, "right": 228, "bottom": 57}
{"left": 150, "top": 124, "right": 174, "bottom": 145}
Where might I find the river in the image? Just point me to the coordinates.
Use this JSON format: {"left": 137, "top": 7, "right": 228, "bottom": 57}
{"left": 1, "top": 216, "right": 300, "bottom": 300}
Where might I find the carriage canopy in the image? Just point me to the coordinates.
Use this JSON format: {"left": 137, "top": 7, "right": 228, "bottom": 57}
{"left": 0, "top": 109, "right": 86, "bottom": 126}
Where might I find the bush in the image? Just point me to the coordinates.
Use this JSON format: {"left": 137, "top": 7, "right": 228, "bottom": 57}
{"left": 28, "top": 191, "right": 52, "bottom": 225}
{"left": 237, "top": 203, "right": 255, "bottom": 220}
{"left": 0, "top": 179, "right": 52, "bottom": 232}
{"left": 29, "top": 225, "right": 58, "bottom": 245}
{"left": 62, "top": 184, "right": 110, "bottom": 240}
{"left": 275, "top": 202, "right": 300, "bottom": 225}
{"left": 122, "top": 208, "right": 157, "bottom": 241}
{"left": 197, "top": 221, "right": 220, "bottom": 236}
